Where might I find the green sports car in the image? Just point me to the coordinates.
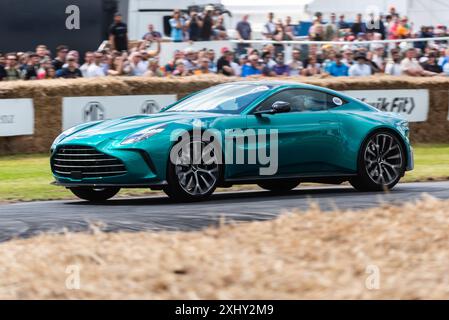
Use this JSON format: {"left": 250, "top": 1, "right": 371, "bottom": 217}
{"left": 50, "top": 81, "right": 413, "bottom": 202}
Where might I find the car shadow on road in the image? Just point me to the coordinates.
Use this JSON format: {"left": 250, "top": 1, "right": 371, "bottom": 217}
{"left": 64, "top": 185, "right": 391, "bottom": 207}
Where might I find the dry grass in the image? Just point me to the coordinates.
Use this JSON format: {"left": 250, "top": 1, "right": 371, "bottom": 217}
{"left": 1, "top": 195, "right": 449, "bottom": 299}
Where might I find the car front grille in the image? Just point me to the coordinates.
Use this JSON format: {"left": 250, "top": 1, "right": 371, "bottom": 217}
{"left": 51, "top": 145, "right": 127, "bottom": 179}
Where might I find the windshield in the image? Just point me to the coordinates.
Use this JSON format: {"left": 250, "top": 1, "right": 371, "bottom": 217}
{"left": 165, "top": 84, "right": 273, "bottom": 114}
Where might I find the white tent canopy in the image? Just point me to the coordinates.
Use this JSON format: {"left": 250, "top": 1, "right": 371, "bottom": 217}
{"left": 305, "top": 0, "right": 449, "bottom": 30}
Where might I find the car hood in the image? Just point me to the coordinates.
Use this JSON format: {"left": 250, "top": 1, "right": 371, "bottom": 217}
{"left": 61, "top": 112, "right": 223, "bottom": 143}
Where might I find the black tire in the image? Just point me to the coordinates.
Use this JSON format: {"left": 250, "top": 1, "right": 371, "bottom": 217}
{"left": 350, "top": 131, "right": 406, "bottom": 192}
{"left": 258, "top": 180, "right": 300, "bottom": 193}
{"left": 69, "top": 187, "right": 120, "bottom": 202}
{"left": 163, "top": 136, "right": 222, "bottom": 202}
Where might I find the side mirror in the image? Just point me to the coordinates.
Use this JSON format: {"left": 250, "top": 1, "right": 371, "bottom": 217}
{"left": 271, "top": 101, "right": 291, "bottom": 113}
{"left": 254, "top": 101, "right": 291, "bottom": 116}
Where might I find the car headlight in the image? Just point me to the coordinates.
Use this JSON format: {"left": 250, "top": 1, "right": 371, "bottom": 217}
{"left": 121, "top": 125, "right": 166, "bottom": 145}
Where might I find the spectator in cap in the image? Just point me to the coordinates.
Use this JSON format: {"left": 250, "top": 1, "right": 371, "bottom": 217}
{"left": 125, "top": 51, "right": 148, "bottom": 76}
{"left": 183, "top": 48, "right": 198, "bottom": 72}
{"left": 144, "top": 58, "right": 164, "bottom": 77}
{"left": 109, "top": 13, "right": 128, "bottom": 52}
{"left": 241, "top": 54, "right": 262, "bottom": 77}
{"left": 348, "top": 53, "right": 372, "bottom": 76}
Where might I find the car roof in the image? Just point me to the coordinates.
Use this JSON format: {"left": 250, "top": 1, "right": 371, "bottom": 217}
{"left": 226, "top": 80, "right": 330, "bottom": 91}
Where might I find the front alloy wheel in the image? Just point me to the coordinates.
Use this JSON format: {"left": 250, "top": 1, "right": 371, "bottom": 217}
{"left": 164, "top": 139, "right": 221, "bottom": 201}
{"left": 351, "top": 131, "right": 405, "bottom": 191}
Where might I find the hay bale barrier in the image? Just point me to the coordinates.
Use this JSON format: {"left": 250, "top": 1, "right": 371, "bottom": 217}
{"left": 0, "top": 75, "right": 449, "bottom": 154}
{"left": 0, "top": 196, "right": 448, "bottom": 299}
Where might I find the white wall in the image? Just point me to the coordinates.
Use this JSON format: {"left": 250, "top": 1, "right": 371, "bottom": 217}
{"left": 305, "top": 0, "right": 407, "bottom": 20}
{"left": 407, "top": 0, "right": 449, "bottom": 29}
{"left": 306, "top": 0, "right": 449, "bottom": 30}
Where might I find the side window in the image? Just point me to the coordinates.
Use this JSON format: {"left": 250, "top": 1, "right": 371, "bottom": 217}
{"left": 257, "top": 89, "right": 346, "bottom": 112}
{"left": 257, "top": 90, "right": 298, "bottom": 112}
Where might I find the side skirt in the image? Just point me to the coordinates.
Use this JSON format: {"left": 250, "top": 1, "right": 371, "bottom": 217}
{"left": 225, "top": 173, "right": 357, "bottom": 185}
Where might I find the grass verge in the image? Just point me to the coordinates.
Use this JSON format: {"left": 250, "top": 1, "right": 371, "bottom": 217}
{"left": 0, "top": 144, "right": 448, "bottom": 202}
{"left": 0, "top": 195, "right": 447, "bottom": 299}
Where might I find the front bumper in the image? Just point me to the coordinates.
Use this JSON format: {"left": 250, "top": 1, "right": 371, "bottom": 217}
{"left": 51, "top": 142, "right": 168, "bottom": 187}
{"left": 51, "top": 180, "right": 167, "bottom": 188}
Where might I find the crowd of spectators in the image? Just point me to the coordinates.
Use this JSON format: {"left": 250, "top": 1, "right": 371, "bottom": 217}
{"left": 2, "top": 6, "right": 449, "bottom": 81}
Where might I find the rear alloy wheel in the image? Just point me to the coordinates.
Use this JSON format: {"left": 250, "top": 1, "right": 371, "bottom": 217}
{"left": 69, "top": 187, "right": 120, "bottom": 202}
{"left": 258, "top": 180, "right": 300, "bottom": 193}
{"left": 350, "top": 131, "right": 405, "bottom": 191}
{"left": 164, "top": 139, "right": 221, "bottom": 202}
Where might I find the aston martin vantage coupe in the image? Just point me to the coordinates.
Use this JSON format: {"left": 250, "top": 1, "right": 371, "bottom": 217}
{"left": 50, "top": 81, "right": 413, "bottom": 202}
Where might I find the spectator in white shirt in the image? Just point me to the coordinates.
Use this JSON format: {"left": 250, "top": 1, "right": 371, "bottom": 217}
{"left": 263, "top": 12, "right": 276, "bottom": 39}
{"left": 384, "top": 49, "right": 403, "bottom": 76}
{"left": 80, "top": 52, "right": 106, "bottom": 78}
{"left": 125, "top": 52, "right": 148, "bottom": 76}
{"left": 348, "top": 53, "right": 372, "bottom": 76}
{"left": 400, "top": 48, "right": 437, "bottom": 77}
{"left": 80, "top": 52, "right": 93, "bottom": 77}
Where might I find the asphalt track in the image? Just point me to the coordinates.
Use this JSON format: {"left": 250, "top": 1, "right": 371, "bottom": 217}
{"left": 0, "top": 181, "right": 448, "bottom": 242}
